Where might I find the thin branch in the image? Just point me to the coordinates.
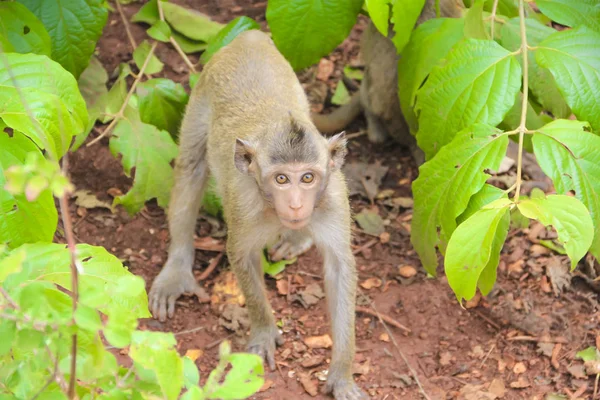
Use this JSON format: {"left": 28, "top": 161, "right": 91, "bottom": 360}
{"left": 156, "top": 0, "right": 197, "bottom": 73}
{"left": 0, "top": 287, "right": 19, "bottom": 309}
{"left": 490, "top": 0, "right": 500, "bottom": 39}
{"left": 355, "top": 306, "right": 411, "bottom": 333}
{"left": 514, "top": 0, "right": 530, "bottom": 203}
{"left": 115, "top": 0, "right": 137, "bottom": 50}
{"left": 59, "top": 153, "right": 79, "bottom": 400}
{"left": 87, "top": 41, "right": 159, "bottom": 146}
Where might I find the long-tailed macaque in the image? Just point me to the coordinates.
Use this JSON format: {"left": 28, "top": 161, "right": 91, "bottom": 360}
{"left": 149, "top": 30, "right": 367, "bottom": 400}
{"left": 312, "top": 0, "right": 464, "bottom": 165}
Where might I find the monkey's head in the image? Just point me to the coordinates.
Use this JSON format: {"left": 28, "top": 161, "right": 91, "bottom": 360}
{"left": 234, "top": 121, "right": 347, "bottom": 230}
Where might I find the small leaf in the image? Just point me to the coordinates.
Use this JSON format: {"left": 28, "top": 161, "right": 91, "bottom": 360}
{"left": 133, "top": 40, "right": 164, "bottom": 75}
{"left": 266, "top": 0, "right": 364, "bottom": 70}
{"left": 0, "top": 2, "right": 51, "bottom": 56}
{"left": 464, "top": 0, "right": 488, "bottom": 39}
{"left": 576, "top": 346, "right": 600, "bottom": 362}
{"left": 457, "top": 183, "right": 507, "bottom": 224}
{"left": 162, "top": 2, "right": 223, "bottom": 42}
{"left": 331, "top": 80, "right": 351, "bottom": 105}
{"left": 343, "top": 65, "right": 364, "bottom": 81}
{"left": 261, "top": 250, "right": 295, "bottom": 277}
{"left": 132, "top": 0, "right": 158, "bottom": 24}
{"left": 148, "top": 20, "right": 172, "bottom": 42}
{"left": 391, "top": 0, "right": 426, "bottom": 54}
{"left": 208, "top": 353, "right": 264, "bottom": 399}
{"left": 445, "top": 198, "right": 512, "bottom": 301}
{"left": 0, "top": 319, "right": 16, "bottom": 356}
{"left": 201, "top": 176, "right": 223, "bottom": 217}
{"left": 200, "top": 16, "right": 260, "bottom": 64}
{"left": 183, "top": 357, "right": 200, "bottom": 388}
{"left": 536, "top": 0, "right": 600, "bottom": 33}
{"left": 355, "top": 209, "right": 385, "bottom": 236}
{"left": 0, "top": 248, "right": 25, "bottom": 282}
{"left": 517, "top": 194, "right": 594, "bottom": 269}
{"left": 75, "top": 56, "right": 109, "bottom": 149}
{"left": 365, "top": 0, "right": 390, "bottom": 36}
{"left": 137, "top": 78, "right": 189, "bottom": 137}
{"left": 75, "top": 304, "right": 103, "bottom": 331}
{"left": 173, "top": 31, "right": 208, "bottom": 54}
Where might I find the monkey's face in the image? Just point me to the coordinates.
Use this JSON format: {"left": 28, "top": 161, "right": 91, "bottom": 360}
{"left": 262, "top": 164, "right": 324, "bottom": 229}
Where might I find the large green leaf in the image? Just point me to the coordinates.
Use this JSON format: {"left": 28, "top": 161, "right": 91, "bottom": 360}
{"left": 0, "top": 132, "right": 57, "bottom": 248}
{"left": 0, "top": 53, "right": 88, "bottom": 135}
{"left": 109, "top": 107, "right": 178, "bottom": 214}
{"left": 518, "top": 194, "right": 594, "bottom": 269}
{"left": 161, "top": 2, "right": 223, "bottom": 42}
{"left": 411, "top": 124, "right": 509, "bottom": 274}
{"left": 1, "top": 243, "right": 151, "bottom": 318}
{"left": 446, "top": 198, "right": 511, "bottom": 301}
{"left": 0, "top": 2, "right": 51, "bottom": 56}
{"left": 365, "top": 0, "right": 390, "bottom": 36}
{"left": 536, "top": 26, "right": 600, "bottom": 132}
{"left": 17, "top": 0, "right": 108, "bottom": 79}
{"left": 398, "top": 17, "right": 465, "bottom": 133}
{"left": 133, "top": 40, "right": 164, "bottom": 75}
{"left": 532, "top": 119, "right": 600, "bottom": 258}
{"left": 137, "top": 78, "right": 188, "bottom": 138}
{"left": 266, "top": 0, "right": 364, "bottom": 70}
{"left": 536, "top": 0, "right": 600, "bottom": 33}
{"left": 208, "top": 353, "right": 264, "bottom": 399}
{"left": 74, "top": 56, "right": 109, "bottom": 149}
{"left": 415, "top": 39, "right": 521, "bottom": 159}
{"left": 391, "top": 0, "right": 426, "bottom": 53}
{"left": 501, "top": 17, "right": 570, "bottom": 119}
{"left": 200, "top": 16, "right": 261, "bottom": 64}
{"left": 464, "top": 0, "right": 488, "bottom": 40}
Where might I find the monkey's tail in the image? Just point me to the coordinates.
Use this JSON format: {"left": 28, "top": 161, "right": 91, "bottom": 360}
{"left": 311, "top": 92, "right": 362, "bottom": 134}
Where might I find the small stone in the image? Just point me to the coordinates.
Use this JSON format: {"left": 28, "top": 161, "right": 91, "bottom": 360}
{"left": 398, "top": 265, "right": 417, "bottom": 278}
{"left": 379, "top": 332, "right": 390, "bottom": 342}
{"left": 419, "top": 332, "right": 428, "bottom": 340}
{"left": 513, "top": 362, "right": 527, "bottom": 374}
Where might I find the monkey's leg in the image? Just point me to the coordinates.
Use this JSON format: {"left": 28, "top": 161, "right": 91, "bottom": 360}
{"left": 149, "top": 97, "right": 210, "bottom": 321}
{"left": 364, "top": 110, "right": 390, "bottom": 144}
{"left": 230, "top": 243, "right": 283, "bottom": 369}
{"left": 268, "top": 230, "right": 313, "bottom": 261}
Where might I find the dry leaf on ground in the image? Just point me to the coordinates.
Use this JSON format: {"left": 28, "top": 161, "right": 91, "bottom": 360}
{"left": 184, "top": 349, "right": 203, "bottom": 361}
{"left": 299, "top": 373, "right": 318, "bottom": 396}
{"left": 360, "top": 277, "right": 382, "bottom": 290}
{"left": 73, "top": 190, "right": 114, "bottom": 211}
{"left": 304, "top": 334, "right": 333, "bottom": 349}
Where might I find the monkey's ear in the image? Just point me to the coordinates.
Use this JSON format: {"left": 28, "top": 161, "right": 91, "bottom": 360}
{"left": 234, "top": 138, "right": 256, "bottom": 174}
{"left": 327, "top": 131, "right": 347, "bottom": 170}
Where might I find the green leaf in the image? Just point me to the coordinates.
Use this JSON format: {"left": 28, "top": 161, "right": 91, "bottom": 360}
{"left": 398, "top": 17, "right": 464, "bottom": 133}
{"left": 484, "top": 0, "right": 518, "bottom": 17}
{"left": 532, "top": 119, "right": 600, "bottom": 258}
{"left": 201, "top": 176, "right": 223, "bottom": 217}
{"left": 207, "top": 353, "right": 264, "bottom": 399}
{"left": 478, "top": 206, "right": 510, "bottom": 295}
{"left": 130, "top": 331, "right": 184, "bottom": 400}
{"left": 501, "top": 17, "right": 570, "bottom": 119}
{"left": 331, "top": 81, "right": 351, "bottom": 105}
{"left": 261, "top": 250, "right": 295, "bottom": 277}
{"left": 266, "top": 0, "right": 364, "bottom": 70}
{"left": 137, "top": 78, "right": 188, "bottom": 137}
{"left": 457, "top": 183, "right": 507, "bottom": 224}
{"left": 343, "top": 65, "right": 364, "bottom": 81}
{"left": 75, "top": 56, "right": 109, "bottom": 149}
{"left": 148, "top": 20, "right": 171, "bottom": 42}
{"left": 536, "top": 26, "right": 600, "bottom": 131}
{"left": 102, "top": 63, "right": 131, "bottom": 123}
{"left": 104, "top": 308, "right": 137, "bottom": 348}
{"left": 109, "top": 107, "right": 178, "bottom": 214}
{"left": 0, "top": 52, "right": 88, "bottom": 141}
{"left": 415, "top": 39, "right": 521, "bottom": 159}
{"left": 365, "top": 0, "right": 390, "bottom": 36}
{"left": 391, "top": 0, "right": 426, "bottom": 53}
{"left": 183, "top": 357, "right": 200, "bottom": 388}
{"left": 132, "top": 0, "right": 159, "bottom": 25}
{"left": 200, "top": 16, "right": 260, "bottom": 64}
{"left": 75, "top": 304, "right": 103, "bottom": 331}
{"left": 0, "top": 2, "right": 51, "bottom": 56}
{"left": 499, "top": 92, "right": 549, "bottom": 139}
{"left": 0, "top": 247, "right": 25, "bottom": 282}
{"left": 133, "top": 40, "right": 163, "bottom": 75}
{"left": 464, "top": 0, "right": 488, "bottom": 39}
{"left": 576, "top": 346, "right": 600, "bottom": 362}
{"left": 518, "top": 194, "right": 594, "bottom": 269}
{"left": 536, "top": 0, "right": 600, "bottom": 33}
{"left": 162, "top": 2, "right": 223, "bottom": 42}
{"left": 17, "top": 0, "right": 108, "bottom": 79}
{"left": 1, "top": 243, "right": 151, "bottom": 318}
{"left": 0, "top": 319, "right": 16, "bottom": 356}
{"left": 181, "top": 386, "right": 203, "bottom": 400}
{"left": 445, "top": 198, "right": 512, "bottom": 301}
{"left": 0, "top": 133, "right": 57, "bottom": 248}
{"left": 173, "top": 31, "right": 208, "bottom": 54}
{"left": 355, "top": 209, "right": 385, "bottom": 236}
{"left": 411, "top": 124, "right": 509, "bottom": 274}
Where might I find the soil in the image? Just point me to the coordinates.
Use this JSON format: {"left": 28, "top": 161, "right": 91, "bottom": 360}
{"left": 64, "top": 1, "right": 600, "bottom": 399}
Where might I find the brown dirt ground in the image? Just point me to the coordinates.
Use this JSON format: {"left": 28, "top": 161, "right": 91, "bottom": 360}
{"left": 63, "top": 1, "right": 600, "bottom": 399}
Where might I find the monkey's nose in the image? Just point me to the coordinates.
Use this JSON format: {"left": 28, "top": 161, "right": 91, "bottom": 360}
{"left": 289, "top": 203, "right": 303, "bottom": 210}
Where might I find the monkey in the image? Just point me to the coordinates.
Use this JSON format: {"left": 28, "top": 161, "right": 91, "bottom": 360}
{"left": 311, "top": 0, "right": 464, "bottom": 166}
{"left": 148, "top": 30, "right": 367, "bottom": 400}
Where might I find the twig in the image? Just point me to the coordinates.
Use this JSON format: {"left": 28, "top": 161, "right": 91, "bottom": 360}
{"left": 514, "top": 0, "right": 529, "bottom": 203}
{"left": 31, "top": 352, "right": 59, "bottom": 400}
{"left": 479, "top": 344, "right": 495, "bottom": 368}
{"left": 59, "top": 153, "right": 79, "bottom": 400}
{"left": 356, "top": 306, "right": 411, "bottom": 333}
{"left": 358, "top": 294, "right": 429, "bottom": 400}
{"left": 506, "top": 335, "right": 568, "bottom": 344}
{"left": 345, "top": 130, "right": 367, "bottom": 140}
{"left": 87, "top": 41, "right": 158, "bottom": 147}
{"left": 490, "top": 0, "right": 500, "bottom": 39}
{"left": 198, "top": 252, "right": 224, "bottom": 281}
{"left": 594, "top": 373, "right": 599, "bottom": 399}
{"left": 296, "top": 270, "right": 322, "bottom": 279}
{"left": 114, "top": 0, "right": 137, "bottom": 50}
{"left": 571, "top": 382, "right": 588, "bottom": 399}
{"left": 352, "top": 238, "right": 378, "bottom": 255}
{"left": 473, "top": 310, "right": 502, "bottom": 331}
{"left": 0, "top": 287, "right": 19, "bottom": 309}
{"left": 174, "top": 325, "right": 206, "bottom": 336}
{"left": 156, "top": 0, "right": 197, "bottom": 73}
{"left": 275, "top": 361, "right": 287, "bottom": 387}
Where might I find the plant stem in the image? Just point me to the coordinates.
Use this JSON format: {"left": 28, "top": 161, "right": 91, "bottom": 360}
{"left": 514, "top": 0, "right": 529, "bottom": 203}
{"left": 115, "top": 0, "right": 137, "bottom": 50}
{"left": 490, "top": 0, "right": 500, "bottom": 39}
{"left": 59, "top": 153, "right": 79, "bottom": 399}
{"left": 156, "top": 0, "right": 197, "bottom": 73}
{"left": 87, "top": 41, "right": 158, "bottom": 147}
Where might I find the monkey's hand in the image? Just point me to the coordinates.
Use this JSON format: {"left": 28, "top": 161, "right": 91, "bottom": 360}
{"left": 268, "top": 231, "right": 313, "bottom": 261}
{"left": 248, "top": 326, "right": 284, "bottom": 370}
{"left": 149, "top": 268, "right": 209, "bottom": 321}
{"left": 325, "top": 373, "right": 369, "bottom": 400}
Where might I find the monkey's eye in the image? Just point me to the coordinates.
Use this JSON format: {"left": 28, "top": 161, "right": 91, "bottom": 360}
{"left": 301, "top": 173, "right": 314, "bottom": 183}
{"left": 275, "top": 174, "right": 289, "bottom": 184}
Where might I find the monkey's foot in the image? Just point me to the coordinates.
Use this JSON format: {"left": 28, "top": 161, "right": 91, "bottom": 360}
{"left": 248, "top": 326, "right": 284, "bottom": 370}
{"left": 149, "top": 269, "right": 209, "bottom": 321}
{"left": 268, "top": 233, "right": 313, "bottom": 261}
{"left": 325, "top": 376, "right": 369, "bottom": 400}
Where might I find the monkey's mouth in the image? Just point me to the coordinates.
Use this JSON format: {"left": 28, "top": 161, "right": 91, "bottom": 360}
{"left": 280, "top": 217, "right": 310, "bottom": 229}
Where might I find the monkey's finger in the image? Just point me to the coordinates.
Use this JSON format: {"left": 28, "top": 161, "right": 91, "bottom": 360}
{"left": 149, "top": 293, "right": 159, "bottom": 319}
{"left": 266, "top": 349, "right": 276, "bottom": 371}
{"left": 193, "top": 286, "right": 210, "bottom": 303}
{"left": 270, "top": 242, "right": 292, "bottom": 262}
{"left": 157, "top": 296, "right": 168, "bottom": 322}
{"left": 167, "top": 294, "right": 178, "bottom": 319}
